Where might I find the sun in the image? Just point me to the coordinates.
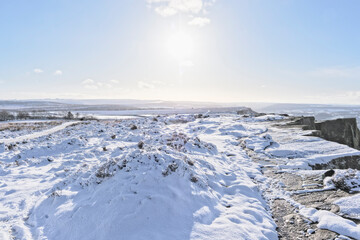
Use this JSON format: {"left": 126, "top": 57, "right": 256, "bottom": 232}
{"left": 166, "top": 31, "right": 194, "bottom": 60}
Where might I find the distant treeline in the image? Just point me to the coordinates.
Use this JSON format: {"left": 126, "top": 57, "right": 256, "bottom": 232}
{"left": 0, "top": 110, "right": 96, "bottom": 121}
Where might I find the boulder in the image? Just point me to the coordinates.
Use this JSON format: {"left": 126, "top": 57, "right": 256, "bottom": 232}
{"left": 287, "top": 116, "right": 316, "bottom": 130}
{"left": 315, "top": 118, "right": 360, "bottom": 150}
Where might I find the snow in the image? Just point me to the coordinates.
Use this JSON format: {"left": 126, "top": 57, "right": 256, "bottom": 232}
{"left": 241, "top": 122, "right": 360, "bottom": 169}
{"left": 0, "top": 121, "right": 79, "bottom": 144}
{"left": 335, "top": 194, "right": 360, "bottom": 220}
{"left": 243, "top": 134, "right": 273, "bottom": 153}
{"left": 325, "top": 169, "right": 360, "bottom": 192}
{"left": 0, "top": 121, "right": 63, "bottom": 139}
{"left": 0, "top": 115, "right": 278, "bottom": 240}
{"left": 300, "top": 207, "right": 360, "bottom": 239}
{"left": 237, "top": 117, "right": 360, "bottom": 239}
{"left": 307, "top": 228, "right": 315, "bottom": 234}
{"left": 1, "top": 113, "right": 360, "bottom": 239}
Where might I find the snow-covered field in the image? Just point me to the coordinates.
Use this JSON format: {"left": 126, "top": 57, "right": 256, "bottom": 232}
{"left": 0, "top": 121, "right": 64, "bottom": 140}
{"left": 0, "top": 113, "right": 359, "bottom": 239}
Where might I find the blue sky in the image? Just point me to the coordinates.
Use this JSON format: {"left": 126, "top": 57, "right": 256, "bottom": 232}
{"left": 1, "top": 0, "right": 360, "bottom": 104}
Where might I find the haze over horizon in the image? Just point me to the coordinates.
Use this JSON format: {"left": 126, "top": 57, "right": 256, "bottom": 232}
{"left": 1, "top": 0, "right": 360, "bottom": 104}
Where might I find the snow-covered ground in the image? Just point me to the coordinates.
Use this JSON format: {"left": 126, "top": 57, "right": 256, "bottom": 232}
{"left": 246, "top": 121, "right": 360, "bottom": 170}
{"left": 0, "top": 113, "right": 359, "bottom": 239}
{"left": 239, "top": 118, "right": 360, "bottom": 239}
{"left": 0, "top": 121, "right": 64, "bottom": 140}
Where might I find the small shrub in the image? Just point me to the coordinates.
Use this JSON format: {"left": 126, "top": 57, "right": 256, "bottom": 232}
{"left": 95, "top": 165, "right": 112, "bottom": 178}
{"left": 7, "top": 143, "right": 16, "bottom": 151}
{"left": 49, "top": 191, "right": 61, "bottom": 198}
{"left": 137, "top": 141, "right": 144, "bottom": 149}
{"left": 16, "top": 111, "right": 30, "bottom": 119}
{"left": 162, "top": 163, "right": 178, "bottom": 176}
{"left": 118, "top": 159, "right": 127, "bottom": 170}
{"left": 165, "top": 132, "right": 189, "bottom": 151}
{"left": 0, "top": 110, "right": 15, "bottom": 121}
{"left": 162, "top": 169, "right": 170, "bottom": 176}
{"left": 187, "top": 159, "right": 194, "bottom": 166}
{"left": 190, "top": 176, "right": 198, "bottom": 183}
{"left": 65, "top": 111, "right": 74, "bottom": 120}
{"left": 168, "top": 163, "right": 178, "bottom": 172}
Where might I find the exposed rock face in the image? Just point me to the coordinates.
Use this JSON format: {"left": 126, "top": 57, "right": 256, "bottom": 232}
{"left": 289, "top": 116, "right": 316, "bottom": 130}
{"left": 288, "top": 117, "right": 360, "bottom": 150}
{"left": 315, "top": 118, "right": 360, "bottom": 150}
{"left": 236, "top": 107, "right": 258, "bottom": 116}
{"left": 236, "top": 107, "right": 267, "bottom": 117}
{"left": 312, "top": 155, "right": 360, "bottom": 170}
{"left": 287, "top": 117, "right": 360, "bottom": 170}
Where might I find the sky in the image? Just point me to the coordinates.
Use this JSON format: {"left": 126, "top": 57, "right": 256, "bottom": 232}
{"left": 1, "top": 0, "right": 360, "bottom": 104}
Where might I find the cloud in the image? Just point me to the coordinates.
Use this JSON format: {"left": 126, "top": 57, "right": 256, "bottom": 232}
{"left": 147, "top": 0, "right": 216, "bottom": 25}
{"left": 138, "top": 81, "right": 155, "bottom": 89}
{"left": 82, "top": 79, "right": 98, "bottom": 89}
{"left": 33, "top": 68, "right": 43, "bottom": 73}
{"left": 54, "top": 70, "right": 63, "bottom": 76}
{"left": 148, "top": 0, "right": 204, "bottom": 15}
{"left": 82, "top": 78, "right": 95, "bottom": 85}
{"left": 82, "top": 79, "right": 113, "bottom": 89}
{"left": 155, "top": 6, "right": 177, "bottom": 17}
{"left": 137, "top": 80, "right": 167, "bottom": 89}
{"left": 110, "top": 79, "right": 120, "bottom": 84}
{"left": 188, "top": 17, "right": 210, "bottom": 27}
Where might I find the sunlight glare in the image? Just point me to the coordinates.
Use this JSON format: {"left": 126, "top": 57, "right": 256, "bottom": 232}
{"left": 166, "top": 32, "right": 194, "bottom": 60}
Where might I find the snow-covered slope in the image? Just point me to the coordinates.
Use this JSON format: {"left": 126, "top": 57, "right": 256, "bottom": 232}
{"left": 1, "top": 113, "right": 360, "bottom": 239}
{"left": 0, "top": 115, "right": 278, "bottom": 240}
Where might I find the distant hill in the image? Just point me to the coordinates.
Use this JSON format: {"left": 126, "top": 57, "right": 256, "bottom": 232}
{"left": 0, "top": 99, "right": 247, "bottom": 112}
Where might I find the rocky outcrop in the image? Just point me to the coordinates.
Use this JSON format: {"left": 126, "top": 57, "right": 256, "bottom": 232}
{"left": 236, "top": 107, "right": 259, "bottom": 116}
{"left": 311, "top": 155, "right": 360, "bottom": 170}
{"left": 315, "top": 118, "right": 360, "bottom": 150}
{"left": 288, "top": 117, "right": 360, "bottom": 150}
{"left": 288, "top": 116, "right": 316, "bottom": 130}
